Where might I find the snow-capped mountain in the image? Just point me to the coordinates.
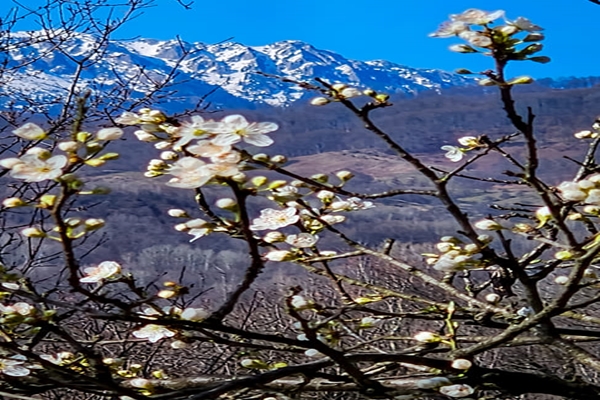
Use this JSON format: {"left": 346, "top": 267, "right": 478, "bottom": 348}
{"left": 1, "top": 30, "right": 472, "bottom": 109}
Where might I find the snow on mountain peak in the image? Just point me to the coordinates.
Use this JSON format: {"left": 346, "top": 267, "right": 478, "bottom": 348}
{"left": 1, "top": 31, "right": 473, "bottom": 109}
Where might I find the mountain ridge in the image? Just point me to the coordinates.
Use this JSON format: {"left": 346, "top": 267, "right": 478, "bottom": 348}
{"left": 1, "top": 30, "right": 599, "bottom": 110}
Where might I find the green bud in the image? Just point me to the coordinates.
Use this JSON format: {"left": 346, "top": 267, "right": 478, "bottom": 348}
{"left": 85, "top": 159, "right": 106, "bottom": 167}
{"left": 374, "top": 94, "right": 389, "bottom": 103}
{"left": 251, "top": 176, "right": 268, "bottom": 187}
{"left": 523, "top": 32, "right": 545, "bottom": 42}
{"left": 507, "top": 76, "right": 534, "bottom": 85}
{"left": 528, "top": 56, "right": 551, "bottom": 64}
{"left": 310, "top": 173, "right": 328, "bottom": 183}
{"left": 455, "top": 68, "right": 474, "bottom": 74}
{"left": 268, "top": 180, "right": 287, "bottom": 190}
{"left": 40, "top": 194, "right": 56, "bottom": 208}
{"left": 98, "top": 152, "right": 120, "bottom": 161}
{"left": 363, "top": 89, "right": 376, "bottom": 97}
{"left": 76, "top": 131, "right": 92, "bottom": 142}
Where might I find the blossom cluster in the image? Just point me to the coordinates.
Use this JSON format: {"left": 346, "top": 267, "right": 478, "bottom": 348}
{"left": 430, "top": 8, "right": 548, "bottom": 86}
{"left": 309, "top": 83, "right": 390, "bottom": 107}
{"left": 558, "top": 174, "right": 600, "bottom": 205}
{"left": 424, "top": 234, "right": 492, "bottom": 272}
{"left": 441, "top": 136, "right": 483, "bottom": 162}
{"left": 116, "top": 110, "right": 278, "bottom": 189}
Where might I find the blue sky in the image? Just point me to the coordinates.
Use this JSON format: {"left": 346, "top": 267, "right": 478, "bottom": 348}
{"left": 2, "top": 0, "right": 599, "bottom": 78}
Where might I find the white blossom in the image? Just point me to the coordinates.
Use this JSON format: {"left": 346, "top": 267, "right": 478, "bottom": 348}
{"left": 250, "top": 207, "right": 299, "bottom": 231}
{"left": 0, "top": 358, "right": 30, "bottom": 377}
{"left": 9, "top": 154, "right": 67, "bottom": 182}
{"left": 507, "top": 16, "right": 543, "bottom": 32}
{"left": 450, "top": 9, "right": 504, "bottom": 25}
{"left": 439, "top": 384, "right": 475, "bottom": 398}
{"left": 174, "top": 116, "right": 219, "bottom": 148}
{"left": 459, "top": 30, "right": 492, "bottom": 47}
{"left": 211, "top": 115, "right": 278, "bottom": 147}
{"left": 285, "top": 233, "right": 318, "bottom": 248}
{"left": 557, "top": 181, "right": 587, "bottom": 202}
{"left": 80, "top": 261, "right": 121, "bottom": 283}
{"left": 441, "top": 145, "right": 464, "bottom": 162}
{"left": 132, "top": 324, "right": 176, "bottom": 343}
{"left": 429, "top": 20, "right": 469, "bottom": 37}
{"left": 180, "top": 307, "right": 209, "bottom": 321}
{"left": 166, "top": 157, "right": 214, "bottom": 189}
{"left": 187, "top": 140, "right": 231, "bottom": 158}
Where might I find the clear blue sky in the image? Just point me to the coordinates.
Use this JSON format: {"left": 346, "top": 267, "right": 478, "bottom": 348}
{"left": 2, "top": 0, "right": 599, "bottom": 78}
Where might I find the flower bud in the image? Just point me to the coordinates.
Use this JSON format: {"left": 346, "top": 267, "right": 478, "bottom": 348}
{"left": 339, "top": 87, "right": 362, "bottom": 98}
{"left": 96, "top": 128, "right": 123, "bottom": 141}
{"left": 39, "top": 194, "right": 57, "bottom": 208}
{"left": 76, "top": 131, "right": 92, "bottom": 143}
{"left": 478, "top": 78, "right": 497, "bottom": 86}
{"left": 157, "top": 289, "right": 176, "bottom": 299}
{"left": 268, "top": 180, "right": 287, "bottom": 190}
{"left": 13, "top": 123, "right": 47, "bottom": 140}
{"left": 507, "top": 76, "right": 534, "bottom": 85}
{"left": 21, "top": 227, "right": 45, "bottom": 238}
{"left": 474, "top": 219, "right": 503, "bottom": 231}
{"left": 485, "top": 293, "right": 501, "bottom": 304}
{"left": 449, "top": 44, "right": 478, "bottom": 53}
{"left": 555, "top": 250, "right": 574, "bottom": 260}
{"left": 168, "top": 209, "right": 189, "bottom": 218}
{"left": 85, "top": 159, "right": 106, "bottom": 167}
{"left": 263, "top": 231, "right": 285, "bottom": 243}
{"left": 554, "top": 275, "right": 569, "bottom": 285}
{"left": 270, "top": 155, "right": 287, "bottom": 164}
{"left": 374, "top": 94, "right": 389, "bottom": 103}
{"left": 58, "top": 141, "right": 79, "bottom": 152}
{"left": 240, "top": 359, "right": 269, "bottom": 369}
{"left": 231, "top": 173, "right": 247, "bottom": 183}
{"left": 252, "top": 153, "right": 269, "bottom": 162}
{"left": 497, "top": 25, "right": 518, "bottom": 35}
{"left": 451, "top": 358, "right": 472, "bottom": 370}
{"left": 129, "top": 378, "right": 153, "bottom": 389}
{"left": 310, "top": 97, "right": 330, "bottom": 106}
{"left": 215, "top": 198, "right": 237, "bottom": 210}
{"left": 160, "top": 151, "right": 178, "bottom": 160}
{"left": 331, "top": 83, "right": 347, "bottom": 91}
{"left": 85, "top": 218, "right": 105, "bottom": 231}
{"left": 264, "top": 250, "right": 294, "bottom": 262}
{"left": 574, "top": 130, "right": 594, "bottom": 139}
{"left": 363, "top": 89, "right": 376, "bottom": 96}
{"left": 455, "top": 68, "right": 473, "bottom": 74}
{"left": 251, "top": 176, "right": 268, "bottom": 187}
{"left": 523, "top": 32, "right": 545, "bottom": 42}
{"left": 154, "top": 141, "right": 172, "bottom": 150}
{"left": 2, "top": 197, "right": 27, "bottom": 208}
{"left": 98, "top": 152, "right": 119, "bottom": 161}
{"left": 134, "top": 130, "right": 158, "bottom": 142}
{"left": 335, "top": 170, "right": 354, "bottom": 181}
{"left": 413, "top": 331, "right": 440, "bottom": 343}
